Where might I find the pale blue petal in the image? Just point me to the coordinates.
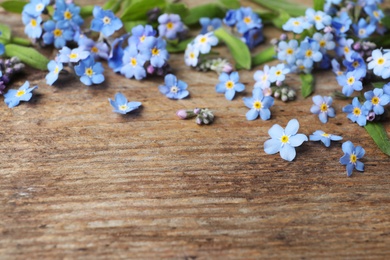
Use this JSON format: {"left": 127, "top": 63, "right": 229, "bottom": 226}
{"left": 268, "top": 124, "right": 284, "bottom": 139}
{"left": 342, "top": 141, "right": 354, "bottom": 154}
{"left": 264, "top": 139, "right": 281, "bottom": 154}
{"left": 225, "top": 89, "right": 235, "bottom": 100}
{"left": 285, "top": 119, "right": 299, "bottom": 136}
{"left": 322, "top": 138, "right": 331, "bottom": 147}
{"left": 346, "top": 163, "right": 354, "bottom": 177}
{"left": 309, "top": 134, "right": 321, "bottom": 141}
{"left": 246, "top": 109, "right": 258, "bottom": 120}
{"left": 280, "top": 144, "right": 296, "bottom": 161}
{"left": 355, "top": 161, "right": 364, "bottom": 172}
{"left": 289, "top": 134, "right": 307, "bottom": 147}
{"left": 259, "top": 109, "right": 271, "bottom": 120}
{"left": 355, "top": 146, "right": 365, "bottom": 158}
{"left": 319, "top": 112, "right": 328, "bottom": 123}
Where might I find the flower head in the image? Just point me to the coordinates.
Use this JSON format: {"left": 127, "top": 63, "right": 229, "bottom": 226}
{"left": 184, "top": 43, "right": 199, "bottom": 67}
{"left": 157, "top": 13, "right": 185, "bottom": 40}
{"left": 264, "top": 119, "right": 308, "bottom": 161}
{"left": 277, "top": 40, "right": 299, "bottom": 64}
{"left": 336, "top": 69, "right": 364, "bottom": 96}
{"left": 108, "top": 92, "right": 141, "bottom": 114}
{"left": 339, "top": 141, "right": 364, "bottom": 177}
{"left": 23, "top": 0, "right": 49, "bottom": 16}
{"left": 120, "top": 45, "right": 147, "bottom": 80}
{"left": 91, "top": 6, "right": 123, "bottom": 37}
{"left": 268, "top": 63, "right": 290, "bottom": 83}
{"left": 193, "top": 32, "right": 218, "bottom": 54}
{"left": 243, "top": 88, "right": 274, "bottom": 120}
{"left": 367, "top": 49, "right": 390, "bottom": 79}
{"left": 139, "top": 37, "right": 169, "bottom": 68}
{"left": 159, "top": 74, "right": 189, "bottom": 99}
{"left": 215, "top": 71, "right": 245, "bottom": 100}
{"left": 363, "top": 88, "right": 390, "bottom": 115}
{"left": 235, "top": 7, "right": 262, "bottom": 34}
{"left": 253, "top": 65, "right": 271, "bottom": 89}
{"left": 199, "top": 17, "right": 222, "bottom": 34}
{"left": 309, "top": 130, "right": 342, "bottom": 147}
{"left": 45, "top": 60, "right": 63, "bottom": 85}
{"left": 305, "top": 8, "right": 331, "bottom": 30}
{"left": 4, "top": 81, "right": 38, "bottom": 108}
{"left": 74, "top": 56, "right": 105, "bottom": 85}
{"left": 53, "top": 0, "right": 83, "bottom": 28}
{"left": 310, "top": 95, "right": 335, "bottom": 123}
{"left": 58, "top": 46, "right": 90, "bottom": 63}
{"left": 42, "top": 20, "right": 74, "bottom": 49}
{"left": 128, "top": 24, "right": 156, "bottom": 46}
{"left": 22, "top": 13, "right": 43, "bottom": 39}
{"left": 282, "top": 17, "right": 311, "bottom": 34}
{"left": 342, "top": 97, "right": 369, "bottom": 126}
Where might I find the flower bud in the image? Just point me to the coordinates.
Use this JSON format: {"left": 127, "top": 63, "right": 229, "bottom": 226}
{"left": 263, "top": 87, "right": 272, "bottom": 96}
{"left": 367, "top": 111, "right": 375, "bottom": 121}
{"left": 176, "top": 109, "right": 195, "bottom": 119}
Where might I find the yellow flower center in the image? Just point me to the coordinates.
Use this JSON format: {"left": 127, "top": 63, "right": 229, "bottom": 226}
{"left": 16, "top": 90, "right": 26, "bottom": 97}
{"left": 244, "top": 16, "right": 252, "bottom": 24}
{"left": 131, "top": 58, "right": 137, "bottom": 66}
{"left": 281, "top": 135, "right": 289, "bottom": 144}
{"left": 166, "top": 22, "right": 174, "bottom": 29}
{"left": 69, "top": 53, "right": 78, "bottom": 59}
{"left": 321, "top": 133, "right": 330, "bottom": 138}
{"left": 36, "top": 3, "right": 44, "bottom": 12}
{"left": 200, "top": 37, "right": 207, "bottom": 43}
{"left": 225, "top": 81, "right": 234, "bottom": 89}
{"left": 319, "top": 40, "right": 326, "bottom": 48}
{"left": 189, "top": 52, "right": 195, "bottom": 59}
{"left": 275, "top": 70, "right": 282, "bottom": 76}
{"left": 373, "top": 11, "right": 379, "bottom": 18}
{"left": 314, "top": 15, "right": 322, "bottom": 21}
{"left": 286, "top": 48, "right": 293, "bottom": 55}
{"left": 152, "top": 48, "right": 160, "bottom": 56}
{"left": 293, "top": 21, "right": 300, "bottom": 26}
{"left": 54, "top": 66, "right": 59, "bottom": 74}
{"left": 253, "top": 101, "right": 262, "bottom": 110}
{"left": 91, "top": 46, "right": 98, "bottom": 53}
{"left": 353, "top": 107, "right": 361, "bottom": 116}
{"left": 30, "top": 19, "right": 37, "bottom": 27}
{"left": 170, "top": 86, "right": 178, "bottom": 93}
{"left": 262, "top": 75, "right": 267, "bottom": 81}
{"left": 103, "top": 16, "right": 111, "bottom": 25}
{"left": 377, "top": 57, "right": 385, "bottom": 65}
{"left": 372, "top": 97, "right": 380, "bottom": 105}
{"left": 347, "top": 76, "right": 355, "bottom": 85}
{"left": 64, "top": 10, "right": 72, "bottom": 20}
{"left": 344, "top": 46, "right": 350, "bottom": 53}
{"left": 305, "top": 50, "right": 313, "bottom": 57}
{"left": 54, "top": 29, "right": 62, "bottom": 37}
{"left": 320, "top": 103, "right": 328, "bottom": 112}
{"left": 140, "top": 35, "right": 146, "bottom": 42}
{"left": 85, "top": 68, "right": 93, "bottom": 77}
{"left": 350, "top": 154, "right": 357, "bottom": 163}
{"left": 119, "top": 105, "right": 127, "bottom": 111}
{"left": 353, "top": 61, "right": 359, "bottom": 68}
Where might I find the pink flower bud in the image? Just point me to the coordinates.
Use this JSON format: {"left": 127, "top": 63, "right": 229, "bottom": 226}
{"left": 147, "top": 65, "right": 155, "bottom": 74}
{"left": 176, "top": 109, "right": 188, "bottom": 119}
{"left": 263, "top": 87, "right": 272, "bottom": 96}
{"left": 222, "top": 63, "right": 233, "bottom": 73}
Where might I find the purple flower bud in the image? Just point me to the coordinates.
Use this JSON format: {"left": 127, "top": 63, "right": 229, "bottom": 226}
{"left": 353, "top": 42, "right": 361, "bottom": 51}
{"left": 176, "top": 109, "right": 188, "bottom": 119}
{"left": 5, "top": 67, "right": 13, "bottom": 75}
{"left": 279, "top": 34, "right": 287, "bottom": 41}
{"left": 2, "top": 75, "right": 10, "bottom": 84}
{"left": 263, "top": 87, "right": 272, "bottom": 96}
{"left": 193, "top": 108, "right": 201, "bottom": 114}
{"left": 222, "top": 63, "right": 233, "bottom": 73}
{"left": 276, "top": 80, "right": 283, "bottom": 87}
{"left": 324, "top": 26, "right": 333, "bottom": 33}
{"left": 367, "top": 111, "right": 376, "bottom": 121}
{"left": 5, "top": 59, "right": 11, "bottom": 67}
{"left": 147, "top": 65, "right": 155, "bottom": 74}
{"left": 196, "top": 117, "right": 202, "bottom": 125}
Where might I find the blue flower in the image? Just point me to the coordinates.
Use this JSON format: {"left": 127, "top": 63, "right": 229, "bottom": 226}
{"left": 243, "top": 88, "right": 274, "bottom": 120}
{"left": 235, "top": 7, "right": 262, "bottom": 34}
{"left": 109, "top": 92, "right": 141, "bottom": 114}
{"left": 253, "top": 65, "right": 271, "bottom": 89}
{"left": 74, "top": 56, "right": 105, "bottom": 85}
{"left": 223, "top": 9, "right": 238, "bottom": 27}
{"left": 310, "top": 95, "right": 335, "bottom": 123}
{"left": 22, "top": 13, "right": 43, "bottom": 39}
{"left": 277, "top": 40, "right": 299, "bottom": 64}
{"left": 215, "top": 71, "right": 245, "bottom": 100}
{"left": 309, "top": 130, "right": 342, "bottom": 147}
{"left": 332, "top": 11, "right": 352, "bottom": 36}
{"left": 128, "top": 24, "right": 156, "bottom": 46}
{"left": 264, "top": 119, "right": 308, "bottom": 161}
{"left": 53, "top": 0, "right": 83, "bottom": 27}
{"left": 243, "top": 28, "right": 264, "bottom": 50}
{"left": 45, "top": 60, "right": 63, "bottom": 85}
{"left": 57, "top": 46, "right": 90, "bottom": 63}
{"left": 91, "top": 6, "right": 123, "bottom": 37}
{"left": 335, "top": 37, "right": 354, "bottom": 59}
{"left": 282, "top": 17, "right": 311, "bottom": 34}
{"left": 184, "top": 43, "right": 199, "bottom": 67}
{"left": 305, "top": 8, "right": 331, "bottom": 30}
{"left": 331, "top": 59, "right": 343, "bottom": 76}
{"left": 339, "top": 141, "right": 364, "bottom": 177}
{"left": 158, "top": 74, "right": 189, "bottom": 99}
{"left": 193, "top": 32, "right": 218, "bottom": 54}
{"left": 42, "top": 20, "right": 74, "bottom": 49}
{"left": 343, "top": 52, "right": 366, "bottom": 74}
{"left": 23, "top": 0, "right": 49, "bottom": 16}
{"left": 342, "top": 97, "right": 369, "bottom": 126}
{"left": 364, "top": 5, "right": 384, "bottom": 23}
{"left": 268, "top": 63, "right": 290, "bottom": 83}
{"left": 139, "top": 37, "right": 169, "bottom": 68}
{"left": 368, "top": 49, "right": 390, "bottom": 79}
{"left": 157, "top": 13, "right": 185, "bottom": 40}
{"left": 199, "top": 17, "right": 222, "bottom": 34}
{"left": 296, "top": 40, "right": 323, "bottom": 69}
{"left": 336, "top": 69, "right": 365, "bottom": 96}
{"left": 312, "top": 32, "right": 335, "bottom": 52}
{"left": 108, "top": 34, "right": 126, "bottom": 72}
{"left": 4, "top": 81, "right": 38, "bottom": 108}
{"left": 78, "top": 37, "right": 109, "bottom": 60}
{"left": 0, "top": 43, "right": 4, "bottom": 55}
{"left": 353, "top": 18, "right": 376, "bottom": 39}
{"left": 120, "top": 45, "right": 147, "bottom": 80}
{"left": 363, "top": 88, "right": 390, "bottom": 115}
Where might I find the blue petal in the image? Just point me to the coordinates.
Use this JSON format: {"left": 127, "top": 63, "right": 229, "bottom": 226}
{"left": 246, "top": 109, "right": 258, "bottom": 120}
{"left": 115, "top": 93, "right": 127, "bottom": 105}
{"left": 164, "top": 74, "right": 176, "bottom": 87}
{"left": 330, "top": 135, "right": 343, "bottom": 141}
{"left": 280, "top": 144, "right": 296, "bottom": 161}
{"left": 354, "top": 146, "right": 365, "bottom": 158}
{"left": 225, "top": 89, "right": 235, "bottom": 100}
{"left": 159, "top": 85, "right": 169, "bottom": 95}
{"left": 230, "top": 71, "right": 239, "bottom": 82}
{"left": 346, "top": 163, "right": 354, "bottom": 177}
{"left": 127, "top": 101, "right": 142, "bottom": 108}
{"left": 289, "top": 134, "right": 307, "bottom": 147}
{"left": 268, "top": 124, "right": 284, "bottom": 139}
{"left": 322, "top": 138, "right": 331, "bottom": 147}
{"left": 342, "top": 141, "right": 354, "bottom": 154}
{"left": 80, "top": 76, "right": 92, "bottom": 86}
{"left": 18, "top": 92, "right": 33, "bottom": 102}
{"left": 355, "top": 161, "right": 364, "bottom": 172}
{"left": 243, "top": 97, "right": 254, "bottom": 108}
{"left": 309, "top": 134, "right": 321, "bottom": 141}
{"left": 234, "top": 83, "right": 245, "bottom": 92}
{"left": 216, "top": 83, "right": 226, "bottom": 93}
{"left": 218, "top": 72, "right": 229, "bottom": 82}
{"left": 259, "top": 109, "right": 271, "bottom": 120}
{"left": 177, "top": 90, "right": 189, "bottom": 99}
{"left": 319, "top": 112, "right": 328, "bottom": 123}
{"left": 285, "top": 119, "right": 299, "bottom": 136}
{"left": 310, "top": 105, "right": 320, "bottom": 114}
{"left": 92, "top": 74, "right": 104, "bottom": 84}
{"left": 312, "top": 95, "right": 324, "bottom": 105}
{"left": 264, "top": 139, "right": 281, "bottom": 154}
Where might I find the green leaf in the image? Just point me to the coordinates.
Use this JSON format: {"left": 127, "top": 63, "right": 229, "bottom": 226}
{"left": 103, "top": 0, "right": 123, "bottom": 13}
{"left": 0, "top": 23, "right": 12, "bottom": 44}
{"left": 250, "top": 0, "right": 307, "bottom": 17}
{"left": 80, "top": 5, "right": 94, "bottom": 18}
{"left": 11, "top": 36, "right": 31, "bottom": 46}
{"left": 0, "top": 0, "right": 27, "bottom": 14}
{"left": 313, "top": 0, "right": 325, "bottom": 11}
{"left": 365, "top": 122, "right": 390, "bottom": 156}
{"left": 252, "top": 46, "right": 276, "bottom": 67}
{"left": 372, "top": 82, "right": 386, "bottom": 89}
{"left": 5, "top": 44, "right": 49, "bottom": 71}
{"left": 300, "top": 73, "right": 314, "bottom": 98}
{"left": 123, "top": 21, "right": 147, "bottom": 32}
{"left": 164, "top": 3, "right": 189, "bottom": 19}
{"left": 219, "top": 0, "right": 240, "bottom": 9}
{"left": 214, "top": 28, "right": 251, "bottom": 70}
{"left": 166, "top": 38, "right": 193, "bottom": 53}
{"left": 271, "top": 9, "right": 290, "bottom": 29}
{"left": 184, "top": 3, "right": 225, "bottom": 26}
{"left": 121, "top": 0, "right": 166, "bottom": 21}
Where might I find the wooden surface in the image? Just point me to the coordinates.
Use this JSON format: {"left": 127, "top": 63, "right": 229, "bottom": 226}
{"left": 1, "top": 0, "right": 390, "bottom": 259}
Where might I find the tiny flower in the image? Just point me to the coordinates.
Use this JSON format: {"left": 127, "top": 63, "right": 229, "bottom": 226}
{"left": 4, "top": 81, "right": 37, "bottom": 108}
{"left": 193, "top": 32, "right": 218, "bottom": 54}
{"left": 139, "top": 37, "right": 169, "bottom": 68}
{"left": 23, "top": 0, "right": 49, "bottom": 16}
{"left": 243, "top": 88, "right": 274, "bottom": 121}
{"left": 128, "top": 24, "right": 156, "bottom": 46}
{"left": 264, "top": 119, "right": 308, "bottom": 161}
{"left": 53, "top": 0, "right": 83, "bottom": 27}
{"left": 91, "top": 6, "right": 123, "bottom": 37}
{"left": 342, "top": 97, "right": 369, "bottom": 126}
{"left": 268, "top": 63, "right": 290, "bottom": 83}
{"left": 277, "top": 40, "right": 299, "bottom": 64}
{"left": 45, "top": 60, "right": 63, "bottom": 85}
{"left": 297, "top": 40, "right": 323, "bottom": 69}
{"left": 108, "top": 35, "right": 126, "bottom": 72}
{"left": 74, "top": 56, "right": 105, "bottom": 85}
{"left": 199, "top": 17, "right": 222, "bottom": 34}
{"left": 58, "top": 46, "right": 90, "bottom": 63}
{"left": 253, "top": 65, "right": 271, "bottom": 89}
{"left": 78, "top": 37, "right": 109, "bottom": 60}
{"left": 157, "top": 13, "right": 185, "bottom": 40}
{"left": 22, "top": 13, "right": 43, "bottom": 39}
{"left": 312, "top": 32, "right": 335, "bottom": 51}
{"left": 235, "top": 7, "right": 262, "bottom": 34}
{"left": 159, "top": 74, "right": 189, "bottom": 99}
{"left": 353, "top": 18, "right": 376, "bottom": 39}
{"left": 339, "top": 141, "right": 364, "bottom": 177}
{"left": 120, "top": 45, "right": 147, "bottom": 80}
{"left": 367, "top": 49, "right": 390, "bottom": 79}
{"left": 305, "top": 8, "right": 331, "bottom": 30}
{"left": 336, "top": 69, "right": 365, "bottom": 96}
{"left": 309, "top": 130, "right": 342, "bottom": 147}
{"left": 363, "top": 88, "right": 390, "bottom": 115}
{"left": 184, "top": 43, "right": 199, "bottom": 67}
{"left": 282, "top": 17, "right": 311, "bottom": 34}
{"left": 310, "top": 95, "right": 335, "bottom": 123}
{"left": 42, "top": 20, "right": 74, "bottom": 49}
{"left": 108, "top": 92, "right": 141, "bottom": 114}
{"left": 215, "top": 71, "right": 245, "bottom": 100}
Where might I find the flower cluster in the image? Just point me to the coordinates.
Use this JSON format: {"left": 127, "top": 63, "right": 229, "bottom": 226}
{"left": 0, "top": 57, "right": 25, "bottom": 94}
{"left": 177, "top": 108, "right": 215, "bottom": 125}
{"left": 184, "top": 31, "right": 219, "bottom": 69}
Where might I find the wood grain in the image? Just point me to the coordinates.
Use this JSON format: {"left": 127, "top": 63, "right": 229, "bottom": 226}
{"left": 1, "top": 1, "right": 390, "bottom": 259}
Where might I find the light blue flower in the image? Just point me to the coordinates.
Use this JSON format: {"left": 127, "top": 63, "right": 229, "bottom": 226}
{"left": 253, "top": 65, "right": 271, "bottom": 89}
{"left": 353, "top": 18, "right": 376, "bottom": 39}
{"left": 157, "top": 13, "right": 185, "bottom": 40}
{"left": 310, "top": 95, "right": 335, "bottom": 123}
{"left": 215, "top": 71, "right": 245, "bottom": 100}
{"left": 128, "top": 25, "right": 156, "bottom": 46}
{"left": 312, "top": 32, "right": 335, "bottom": 52}
{"left": 343, "top": 52, "right": 366, "bottom": 74}
{"left": 53, "top": 0, "right": 83, "bottom": 27}
{"left": 22, "top": 0, "right": 49, "bottom": 16}
{"left": 342, "top": 97, "right": 369, "bottom": 126}
{"left": 268, "top": 63, "right": 290, "bottom": 83}
{"left": 78, "top": 37, "right": 109, "bottom": 60}
{"left": 335, "top": 37, "right": 354, "bottom": 59}
{"left": 243, "top": 88, "right": 274, "bottom": 121}
{"left": 297, "top": 40, "right": 323, "bottom": 69}
{"left": 139, "top": 37, "right": 169, "bottom": 68}
{"left": 108, "top": 34, "right": 126, "bottom": 72}
{"left": 74, "top": 56, "right": 105, "bottom": 85}
{"left": 109, "top": 92, "right": 141, "bottom": 114}
{"left": 331, "top": 59, "right": 343, "bottom": 76}
{"left": 339, "top": 141, "right": 364, "bottom": 177}
{"left": 305, "top": 8, "right": 331, "bottom": 30}
{"left": 22, "top": 13, "right": 43, "bottom": 39}
{"left": 91, "top": 6, "right": 123, "bottom": 37}
{"left": 193, "top": 32, "right": 218, "bottom": 54}
{"left": 282, "top": 17, "right": 311, "bottom": 34}
{"left": 158, "top": 74, "right": 189, "bottom": 99}
{"left": 264, "top": 119, "right": 308, "bottom": 161}
{"left": 57, "top": 46, "right": 90, "bottom": 63}
{"left": 332, "top": 11, "right": 352, "bottom": 36}
{"left": 277, "top": 40, "right": 299, "bottom": 64}
{"left": 235, "top": 7, "right": 262, "bottom": 34}
{"left": 45, "top": 60, "right": 63, "bottom": 85}
{"left": 184, "top": 43, "right": 199, "bottom": 67}
{"left": 367, "top": 49, "right": 390, "bottom": 79}
{"left": 120, "top": 45, "right": 146, "bottom": 80}
{"left": 42, "top": 20, "right": 74, "bottom": 49}
{"left": 336, "top": 69, "right": 365, "bottom": 96}
{"left": 364, "top": 5, "right": 384, "bottom": 22}
{"left": 199, "top": 17, "right": 222, "bottom": 34}
{"left": 363, "top": 88, "right": 390, "bottom": 115}
{"left": 309, "top": 130, "right": 342, "bottom": 147}
{"left": 4, "top": 81, "right": 38, "bottom": 108}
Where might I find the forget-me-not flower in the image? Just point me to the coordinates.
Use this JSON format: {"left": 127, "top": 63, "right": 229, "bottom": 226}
{"left": 268, "top": 63, "right": 290, "bottom": 83}
{"left": 353, "top": 18, "right": 376, "bottom": 39}
{"left": 193, "top": 32, "right": 218, "bottom": 54}
{"left": 336, "top": 69, "right": 365, "bottom": 96}
{"left": 91, "top": 6, "right": 123, "bottom": 37}
{"left": 184, "top": 44, "right": 199, "bottom": 67}
{"left": 309, "top": 130, "right": 342, "bottom": 147}
{"left": 199, "top": 17, "right": 222, "bottom": 34}
{"left": 264, "top": 119, "right": 308, "bottom": 161}
{"left": 215, "top": 71, "right": 245, "bottom": 100}
{"left": 140, "top": 37, "right": 169, "bottom": 68}
{"left": 109, "top": 92, "right": 141, "bottom": 114}
{"left": 158, "top": 13, "right": 185, "bottom": 40}
{"left": 22, "top": 13, "right": 43, "bottom": 39}
{"left": 74, "top": 56, "right": 105, "bottom": 85}
{"left": 159, "top": 74, "right": 189, "bottom": 99}
{"left": 368, "top": 49, "right": 390, "bottom": 79}
{"left": 45, "top": 60, "right": 63, "bottom": 85}
{"left": 342, "top": 97, "right": 369, "bottom": 126}
{"left": 23, "top": 0, "right": 49, "bottom": 16}
{"left": 297, "top": 40, "right": 323, "bottom": 69}
{"left": 120, "top": 45, "right": 146, "bottom": 80}
{"left": 128, "top": 25, "right": 156, "bottom": 46}
{"left": 53, "top": 0, "right": 83, "bottom": 27}
{"left": 305, "top": 8, "right": 331, "bottom": 30}
{"left": 4, "top": 81, "right": 38, "bottom": 108}
{"left": 363, "top": 88, "right": 390, "bottom": 115}
{"left": 310, "top": 95, "right": 335, "bottom": 123}
{"left": 78, "top": 37, "right": 109, "bottom": 60}
{"left": 282, "top": 17, "right": 311, "bottom": 34}
{"left": 243, "top": 88, "right": 274, "bottom": 121}
{"left": 235, "top": 7, "right": 262, "bottom": 34}
{"left": 42, "top": 20, "right": 74, "bottom": 49}
{"left": 57, "top": 46, "right": 90, "bottom": 63}
{"left": 339, "top": 141, "right": 365, "bottom": 177}
{"left": 277, "top": 40, "right": 299, "bottom": 64}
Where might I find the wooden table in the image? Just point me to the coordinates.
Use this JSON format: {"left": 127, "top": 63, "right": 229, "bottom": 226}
{"left": 1, "top": 0, "right": 390, "bottom": 259}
